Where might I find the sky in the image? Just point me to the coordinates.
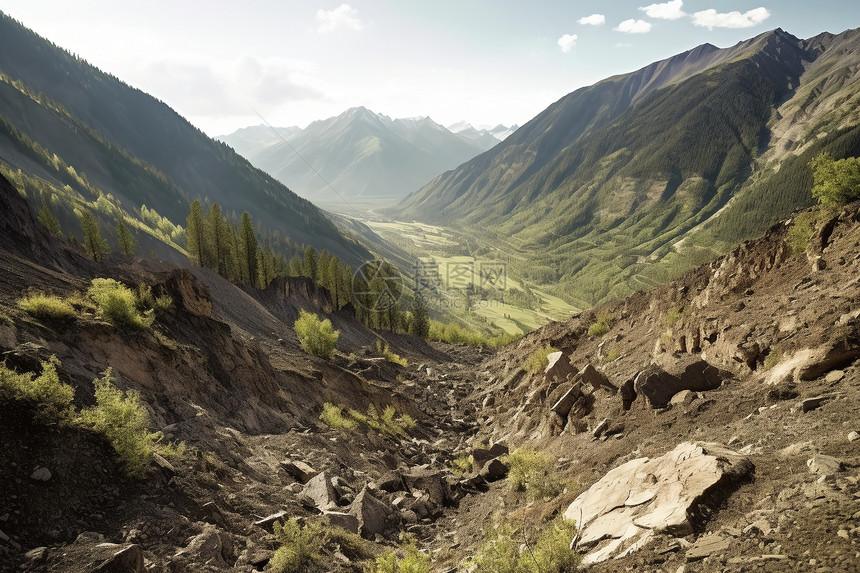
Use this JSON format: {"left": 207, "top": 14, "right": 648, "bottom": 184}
{"left": 3, "top": 1, "right": 860, "bottom": 137}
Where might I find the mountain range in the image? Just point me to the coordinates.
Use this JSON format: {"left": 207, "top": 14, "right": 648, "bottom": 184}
{"left": 218, "top": 109, "right": 514, "bottom": 204}
{"left": 389, "top": 28, "right": 860, "bottom": 306}
{"left": 0, "top": 11, "right": 368, "bottom": 264}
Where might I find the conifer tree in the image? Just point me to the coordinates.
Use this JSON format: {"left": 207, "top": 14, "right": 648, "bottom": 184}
{"left": 116, "top": 218, "right": 137, "bottom": 255}
{"left": 411, "top": 292, "right": 430, "bottom": 339}
{"left": 207, "top": 203, "right": 230, "bottom": 275}
{"left": 302, "top": 245, "right": 318, "bottom": 279}
{"left": 37, "top": 203, "right": 62, "bottom": 237}
{"left": 79, "top": 210, "right": 110, "bottom": 262}
{"left": 185, "top": 199, "right": 208, "bottom": 267}
{"left": 238, "top": 212, "right": 258, "bottom": 285}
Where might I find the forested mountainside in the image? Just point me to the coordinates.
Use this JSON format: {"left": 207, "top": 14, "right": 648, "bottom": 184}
{"left": 391, "top": 28, "right": 860, "bottom": 306}
{"left": 0, "top": 11, "right": 368, "bottom": 265}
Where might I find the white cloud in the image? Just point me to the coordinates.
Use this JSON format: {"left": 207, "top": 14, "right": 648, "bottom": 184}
{"left": 557, "top": 34, "right": 578, "bottom": 53}
{"left": 640, "top": 0, "right": 686, "bottom": 20}
{"left": 692, "top": 7, "right": 771, "bottom": 30}
{"left": 578, "top": 14, "right": 606, "bottom": 26}
{"left": 316, "top": 3, "right": 364, "bottom": 33}
{"left": 614, "top": 19, "right": 652, "bottom": 34}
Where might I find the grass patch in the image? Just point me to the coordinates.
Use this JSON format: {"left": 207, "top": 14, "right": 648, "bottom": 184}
{"left": 602, "top": 347, "right": 621, "bottom": 363}
{"left": 503, "top": 448, "right": 564, "bottom": 501}
{"left": 0, "top": 357, "right": 74, "bottom": 423}
{"left": 429, "top": 320, "right": 520, "bottom": 349}
{"left": 17, "top": 292, "right": 76, "bottom": 321}
{"left": 450, "top": 454, "right": 474, "bottom": 477}
{"left": 294, "top": 309, "right": 339, "bottom": 359}
{"left": 587, "top": 311, "right": 614, "bottom": 338}
{"left": 376, "top": 340, "right": 407, "bottom": 367}
{"left": 320, "top": 402, "right": 359, "bottom": 430}
{"left": 662, "top": 306, "right": 685, "bottom": 326}
{"left": 524, "top": 345, "right": 560, "bottom": 374}
{"left": 88, "top": 278, "right": 153, "bottom": 330}
{"left": 0, "top": 310, "right": 12, "bottom": 324}
{"left": 320, "top": 402, "right": 416, "bottom": 436}
{"left": 763, "top": 348, "right": 783, "bottom": 371}
{"left": 465, "top": 516, "right": 580, "bottom": 573}
{"left": 81, "top": 368, "right": 161, "bottom": 478}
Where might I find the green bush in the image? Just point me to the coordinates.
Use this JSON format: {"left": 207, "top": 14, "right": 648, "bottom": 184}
{"left": 269, "top": 518, "right": 326, "bottom": 573}
{"left": 137, "top": 284, "right": 172, "bottom": 315}
{"left": 17, "top": 292, "right": 76, "bottom": 321}
{"left": 504, "top": 448, "right": 562, "bottom": 500}
{"left": 268, "top": 518, "right": 370, "bottom": 573}
{"left": 376, "top": 340, "right": 408, "bottom": 366}
{"left": 428, "top": 320, "right": 520, "bottom": 349}
{"left": 81, "top": 369, "right": 160, "bottom": 478}
{"left": 320, "top": 402, "right": 359, "bottom": 430}
{"left": 368, "top": 536, "right": 431, "bottom": 573}
{"left": 88, "top": 278, "right": 153, "bottom": 329}
{"left": 294, "top": 309, "right": 339, "bottom": 358}
{"left": 810, "top": 152, "right": 860, "bottom": 206}
{"left": 450, "top": 454, "right": 475, "bottom": 477}
{"left": 524, "top": 345, "right": 560, "bottom": 374}
{"left": 466, "top": 517, "right": 580, "bottom": 573}
{"left": 587, "top": 312, "right": 614, "bottom": 337}
{"left": 0, "top": 357, "right": 74, "bottom": 423}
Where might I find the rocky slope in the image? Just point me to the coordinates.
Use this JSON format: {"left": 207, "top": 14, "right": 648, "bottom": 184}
{"left": 1, "top": 167, "right": 859, "bottom": 573}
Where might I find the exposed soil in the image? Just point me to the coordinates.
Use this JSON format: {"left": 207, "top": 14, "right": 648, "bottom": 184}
{"left": 0, "top": 175, "right": 859, "bottom": 572}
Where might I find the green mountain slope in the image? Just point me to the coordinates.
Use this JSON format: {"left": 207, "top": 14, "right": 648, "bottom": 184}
{"left": 390, "top": 28, "right": 860, "bottom": 306}
{"left": 0, "top": 11, "right": 368, "bottom": 264}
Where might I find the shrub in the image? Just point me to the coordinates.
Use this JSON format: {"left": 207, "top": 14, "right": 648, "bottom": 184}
{"left": 269, "top": 518, "right": 326, "bottom": 573}
{"left": 294, "top": 309, "right": 339, "bottom": 358}
{"left": 809, "top": 152, "right": 860, "bottom": 206}
{"left": 662, "top": 306, "right": 684, "bottom": 326}
{"left": 428, "top": 320, "right": 520, "bottom": 349}
{"left": 81, "top": 369, "right": 160, "bottom": 478}
{"left": 17, "top": 292, "right": 76, "bottom": 321}
{"left": 137, "top": 284, "right": 172, "bottom": 315}
{"left": 369, "top": 536, "right": 431, "bottom": 573}
{"left": 0, "top": 357, "right": 74, "bottom": 423}
{"left": 784, "top": 210, "right": 817, "bottom": 256}
{"left": 450, "top": 454, "right": 474, "bottom": 476}
{"left": 88, "top": 279, "right": 153, "bottom": 329}
{"left": 763, "top": 348, "right": 783, "bottom": 371}
{"left": 602, "top": 347, "right": 621, "bottom": 363}
{"left": 320, "top": 402, "right": 358, "bottom": 430}
{"left": 466, "top": 517, "right": 580, "bottom": 573}
{"left": 588, "top": 312, "right": 614, "bottom": 337}
{"left": 524, "top": 345, "right": 560, "bottom": 374}
{"left": 376, "top": 340, "right": 408, "bottom": 366}
{"left": 504, "top": 448, "right": 562, "bottom": 500}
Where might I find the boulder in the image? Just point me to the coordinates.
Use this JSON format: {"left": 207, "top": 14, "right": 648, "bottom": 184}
{"left": 280, "top": 460, "right": 318, "bottom": 484}
{"left": 620, "top": 379, "right": 637, "bottom": 410}
{"left": 401, "top": 468, "right": 452, "bottom": 507}
{"left": 93, "top": 543, "right": 144, "bottom": 573}
{"left": 299, "top": 471, "right": 338, "bottom": 510}
{"left": 172, "top": 525, "right": 230, "bottom": 568}
{"left": 254, "top": 511, "right": 287, "bottom": 532}
{"left": 551, "top": 383, "right": 583, "bottom": 418}
{"left": 323, "top": 510, "right": 360, "bottom": 534}
{"left": 375, "top": 470, "right": 404, "bottom": 492}
{"left": 479, "top": 458, "right": 509, "bottom": 482}
{"left": 544, "top": 351, "right": 576, "bottom": 384}
{"left": 634, "top": 359, "right": 724, "bottom": 408}
{"left": 472, "top": 443, "right": 508, "bottom": 471}
{"left": 563, "top": 442, "right": 753, "bottom": 565}
{"left": 580, "top": 364, "right": 617, "bottom": 394}
{"left": 349, "top": 486, "right": 394, "bottom": 538}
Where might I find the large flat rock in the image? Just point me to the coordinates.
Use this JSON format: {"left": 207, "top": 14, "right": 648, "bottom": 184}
{"left": 563, "top": 442, "right": 753, "bottom": 565}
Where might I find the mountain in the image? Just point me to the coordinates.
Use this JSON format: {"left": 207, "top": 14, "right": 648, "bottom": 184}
{"left": 447, "top": 121, "right": 518, "bottom": 145}
{"left": 215, "top": 124, "right": 300, "bottom": 159}
{"left": 390, "top": 28, "right": 860, "bottom": 306}
{"left": 224, "top": 107, "right": 494, "bottom": 202}
{"left": 0, "top": 12, "right": 368, "bottom": 264}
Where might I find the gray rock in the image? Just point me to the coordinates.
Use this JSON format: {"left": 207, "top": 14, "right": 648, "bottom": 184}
{"left": 580, "top": 363, "right": 617, "bottom": 394}
{"left": 402, "top": 468, "right": 452, "bottom": 507}
{"left": 254, "top": 511, "right": 287, "bottom": 532}
{"left": 801, "top": 395, "right": 828, "bottom": 412}
{"left": 172, "top": 525, "right": 228, "bottom": 568}
{"left": 592, "top": 418, "right": 609, "bottom": 438}
{"left": 848, "top": 431, "right": 860, "bottom": 442}
{"left": 551, "top": 383, "right": 582, "bottom": 418}
{"left": 472, "top": 443, "right": 508, "bottom": 471}
{"left": 807, "top": 454, "right": 843, "bottom": 476}
{"left": 670, "top": 390, "right": 695, "bottom": 407}
{"left": 300, "top": 471, "right": 338, "bottom": 510}
{"left": 686, "top": 535, "right": 731, "bottom": 562}
{"left": 479, "top": 458, "right": 509, "bottom": 482}
{"left": 634, "top": 358, "right": 724, "bottom": 408}
{"left": 564, "top": 442, "right": 753, "bottom": 566}
{"left": 323, "top": 510, "right": 360, "bottom": 534}
{"left": 349, "top": 486, "right": 394, "bottom": 538}
{"left": 544, "top": 352, "right": 576, "bottom": 384}
{"left": 280, "top": 460, "right": 318, "bottom": 484}
{"left": 30, "top": 467, "right": 51, "bottom": 481}
{"left": 93, "top": 543, "right": 144, "bottom": 573}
